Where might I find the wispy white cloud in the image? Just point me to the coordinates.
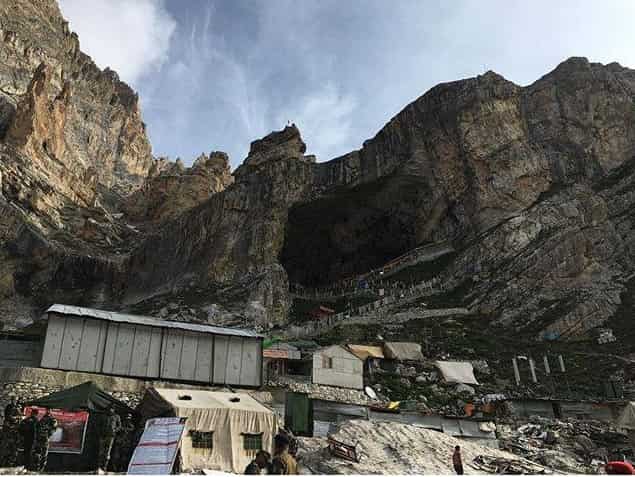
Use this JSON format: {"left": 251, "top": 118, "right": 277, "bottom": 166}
{"left": 58, "top": 0, "right": 635, "bottom": 169}
{"left": 276, "top": 83, "right": 357, "bottom": 160}
{"left": 58, "top": 0, "right": 176, "bottom": 86}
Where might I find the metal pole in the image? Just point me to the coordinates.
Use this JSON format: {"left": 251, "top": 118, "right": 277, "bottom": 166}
{"left": 512, "top": 358, "right": 521, "bottom": 385}
{"left": 529, "top": 358, "right": 538, "bottom": 383}
{"left": 543, "top": 355, "right": 551, "bottom": 375}
{"left": 558, "top": 355, "right": 566, "bottom": 373}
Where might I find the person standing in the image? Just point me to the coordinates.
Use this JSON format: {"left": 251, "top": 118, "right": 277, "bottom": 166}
{"left": 277, "top": 428, "right": 298, "bottom": 458}
{"left": 452, "top": 445, "right": 464, "bottom": 475}
{"left": 98, "top": 406, "right": 122, "bottom": 471}
{"left": 32, "top": 408, "right": 57, "bottom": 472}
{"left": 270, "top": 433, "right": 297, "bottom": 475}
{"left": 244, "top": 450, "right": 271, "bottom": 474}
{"left": 111, "top": 413, "right": 135, "bottom": 472}
{"left": 0, "top": 398, "right": 22, "bottom": 467}
{"left": 19, "top": 408, "right": 39, "bottom": 470}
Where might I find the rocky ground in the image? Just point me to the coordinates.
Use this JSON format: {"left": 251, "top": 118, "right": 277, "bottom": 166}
{"left": 297, "top": 420, "right": 558, "bottom": 474}
{"left": 497, "top": 416, "right": 630, "bottom": 474}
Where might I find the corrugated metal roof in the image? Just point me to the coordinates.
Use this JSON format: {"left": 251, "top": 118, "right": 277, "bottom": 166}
{"left": 45, "top": 304, "right": 262, "bottom": 338}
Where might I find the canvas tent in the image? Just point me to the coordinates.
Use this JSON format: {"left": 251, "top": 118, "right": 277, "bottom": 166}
{"left": 28, "top": 381, "right": 134, "bottom": 414}
{"left": 27, "top": 381, "right": 135, "bottom": 472}
{"left": 347, "top": 345, "right": 385, "bottom": 361}
{"left": 617, "top": 402, "right": 635, "bottom": 430}
{"left": 435, "top": 361, "right": 479, "bottom": 385}
{"left": 384, "top": 342, "right": 424, "bottom": 361}
{"left": 136, "top": 388, "right": 278, "bottom": 473}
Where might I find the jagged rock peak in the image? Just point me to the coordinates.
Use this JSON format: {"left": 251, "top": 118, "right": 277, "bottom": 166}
{"left": 243, "top": 124, "right": 308, "bottom": 167}
{"left": 192, "top": 151, "right": 231, "bottom": 173}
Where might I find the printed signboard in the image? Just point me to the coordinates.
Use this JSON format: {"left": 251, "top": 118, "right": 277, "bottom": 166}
{"left": 127, "top": 417, "right": 187, "bottom": 475}
{"left": 263, "top": 349, "right": 290, "bottom": 359}
{"left": 24, "top": 407, "right": 89, "bottom": 454}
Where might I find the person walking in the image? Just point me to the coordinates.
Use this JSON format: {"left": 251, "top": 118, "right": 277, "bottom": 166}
{"left": 19, "top": 408, "right": 39, "bottom": 470}
{"left": 32, "top": 408, "right": 57, "bottom": 472}
{"left": 98, "top": 406, "right": 122, "bottom": 472}
{"left": 244, "top": 450, "right": 271, "bottom": 474}
{"left": 453, "top": 445, "right": 464, "bottom": 475}
{"left": 270, "top": 433, "right": 297, "bottom": 475}
{"left": 0, "top": 398, "right": 22, "bottom": 467}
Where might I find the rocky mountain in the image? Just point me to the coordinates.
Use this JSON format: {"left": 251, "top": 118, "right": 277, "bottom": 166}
{"left": 2, "top": 0, "right": 635, "bottom": 342}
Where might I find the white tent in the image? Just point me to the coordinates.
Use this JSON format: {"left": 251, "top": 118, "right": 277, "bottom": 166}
{"left": 616, "top": 402, "right": 635, "bottom": 430}
{"left": 434, "top": 361, "right": 479, "bottom": 385}
{"left": 384, "top": 342, "right": 424, "bottom": 361}
{"left": 136, "top": 388, "right": 279, "bottom": 473}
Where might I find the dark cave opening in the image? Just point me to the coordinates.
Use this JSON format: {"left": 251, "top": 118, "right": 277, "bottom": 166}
{"left": 280, "top": 177, "right": 430, "bottom": 287}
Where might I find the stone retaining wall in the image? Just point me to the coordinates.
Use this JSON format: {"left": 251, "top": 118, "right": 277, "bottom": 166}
{"left": 0, "top": 366, "right": 246, "bottom": 419}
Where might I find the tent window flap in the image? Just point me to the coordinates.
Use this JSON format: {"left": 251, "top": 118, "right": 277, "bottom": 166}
{"left": 190, "top": 430, "right": 214, "bottom": 449}
{"left": 242, "top": 433, "right": 263, "bottom": 451}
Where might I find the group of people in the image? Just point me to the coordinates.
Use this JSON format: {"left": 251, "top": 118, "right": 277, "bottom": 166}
{"left": 244, "top": 428, "right": 298, "bottom": 475}
{"left": 0, "top": 399, "right": 57, "bottom": 472}
{"left": 0, "top": 398, "right": 136, "bottom": 473}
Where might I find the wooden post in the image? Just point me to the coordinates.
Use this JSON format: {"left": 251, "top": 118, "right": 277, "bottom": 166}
{"left": 543, "top": 355, "right": 551, "bottom": 375}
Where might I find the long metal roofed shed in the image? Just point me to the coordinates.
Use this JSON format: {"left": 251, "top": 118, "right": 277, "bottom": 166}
{"left": 34, "top": 304, "right": 264, "bottom": 387}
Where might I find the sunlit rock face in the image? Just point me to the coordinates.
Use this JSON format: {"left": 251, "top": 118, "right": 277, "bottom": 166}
{"left": 4, "top": 1, "right": 635, "bottom": 337}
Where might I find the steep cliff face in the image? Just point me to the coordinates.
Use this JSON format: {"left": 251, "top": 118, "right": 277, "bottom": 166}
{"left": 4, "top": 1, "right": 635, "bottom": 340}
{"left": 1, "top": 1, "right": 153, "bottom": 199}
{"left": 0, "top": 0, "right": 154, "bottom": 325}
{"left": 126, "top": 125, "right": 314, "bottom": 325}
{"left": 125, "top": 151, "right": 234, "bottom": 223}
{"left": 280, "top": 58, "right": 635, "bottom": 338}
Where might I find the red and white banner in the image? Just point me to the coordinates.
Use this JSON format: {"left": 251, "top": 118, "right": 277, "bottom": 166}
{"left": 23, "top": 406, "right": 89, "bottom": 454}
{"left": 127, "top": 417, "right": 187, "bottom": 475}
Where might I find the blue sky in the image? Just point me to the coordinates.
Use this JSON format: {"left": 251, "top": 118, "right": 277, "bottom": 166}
{"left": 59, "top": 0, "right": 635, "bottom": 168}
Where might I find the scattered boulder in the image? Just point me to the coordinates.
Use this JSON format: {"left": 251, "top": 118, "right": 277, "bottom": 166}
{"left": 455, "top": 383, "right": 476, "bottom": 395}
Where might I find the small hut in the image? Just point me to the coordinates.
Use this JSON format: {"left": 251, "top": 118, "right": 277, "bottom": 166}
{"left": 26, "top": 381, "right": 135, "bottom": 472}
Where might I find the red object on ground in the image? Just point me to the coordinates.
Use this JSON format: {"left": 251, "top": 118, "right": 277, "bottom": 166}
{"left": 606, "top": 461, "right": 635, "bottom": 474}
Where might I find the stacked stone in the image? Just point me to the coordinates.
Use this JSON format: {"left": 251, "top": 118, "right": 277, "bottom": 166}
{"left": 0, "top": 382, "right": 63, "bottom": 418}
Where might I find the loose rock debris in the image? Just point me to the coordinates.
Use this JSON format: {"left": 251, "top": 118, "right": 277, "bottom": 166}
{"left": 472, "top": 455, "right": 560, "bottom": 474}
{"left": 498, "top": 416, "right": 630, "bottom": 474}
{"left": 297, "top": 419, "right": 556, "bottom": 474}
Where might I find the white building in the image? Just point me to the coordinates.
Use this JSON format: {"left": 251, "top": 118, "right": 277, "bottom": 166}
{"left": 312, "top": 345, "right": 363, "bottom": 389}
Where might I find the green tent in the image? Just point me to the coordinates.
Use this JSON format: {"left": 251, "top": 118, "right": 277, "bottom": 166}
{"left": 26, "top": 381, "right": 135, "bottom": 472}
{"left": 27, "top": 381, "right": 135, "bottom": 414}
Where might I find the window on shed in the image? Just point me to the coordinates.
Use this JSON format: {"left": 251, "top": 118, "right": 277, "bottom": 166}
{"left": 322, "top": 356, "right": 333, "bottom": 369}
{"left": 190, "top": 430, "right": 214, "bottom": 449}
{"left": 242, "top": 433, "right": 263, "bottom": 452}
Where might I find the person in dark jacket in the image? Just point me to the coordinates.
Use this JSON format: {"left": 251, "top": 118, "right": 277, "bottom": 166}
{"left": 19, "top": 408, "right": 39, "bottom": 470}
{"left": 270, "top": 434, "right": 297, "bottom": 475}
{"left": 244, "top": 450, "right": 271, "bottom": 474}
{"left": 452, "top": 445, "right": 464, "bottom": 475}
